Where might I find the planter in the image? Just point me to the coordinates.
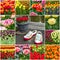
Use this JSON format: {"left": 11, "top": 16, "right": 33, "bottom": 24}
{"left": 30, "top": 16, "right": 40, "bottom": 22}
{"left": 17, "top": 22, "right": 29, "bottom": 32}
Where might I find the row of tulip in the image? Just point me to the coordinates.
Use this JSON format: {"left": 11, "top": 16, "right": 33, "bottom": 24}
{"left": 0, "top": 15, "right": 15, "bottom": 30}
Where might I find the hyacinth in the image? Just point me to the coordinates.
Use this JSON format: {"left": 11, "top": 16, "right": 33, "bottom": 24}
{"left": 2, "top": 19, "right": 14, "bottom": 27}
{"left": 30, "top": 12, "right": 37, "bottom": 16}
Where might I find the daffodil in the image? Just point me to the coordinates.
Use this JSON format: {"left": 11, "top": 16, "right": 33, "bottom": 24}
{"left": 47, "top": 18, "right": 56, "bottom": 25}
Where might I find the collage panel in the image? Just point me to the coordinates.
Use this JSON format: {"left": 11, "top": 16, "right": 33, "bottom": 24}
{"left": 45, "top": 30, "right": 60, "bottom": 44}
{"left": 0, "top": 0, "right": 15, "bottom": 15}
{"left": 44, "top": 0, "right": 59, "bottom": 15}
{"left": 0, "top": 45, "right": 15, "bottom": 59}
{"left": 16, "top": 15, "right": 45, "bottom": 44}
{"left": 30, "top": 0, "right": 45, "bottom": 15}
{"left": 30, "top": 44, "right": 45, "bottom": 59}
{"left": 15, "top": 44, "right": 30, "bottom": 59}
{"left": 0, "top": 30, "right": 16, "bottom": 45}
{"left": 45, "top": 44, "right": 60, "bottom": 59}
{"left": 15, "top": 0, "right": 29, "bottom": 15}
{"left": 45, "top": 15, "right": 59, "bottom": 30}
{"left": 0, "top": 15, "right": 15, "bottom": 30}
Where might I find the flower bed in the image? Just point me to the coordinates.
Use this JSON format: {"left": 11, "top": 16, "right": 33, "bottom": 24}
{"left": 45, "top": 45, "right": 60, "bottom": 59}
{"left": 15, "top": 0, "right": 29, "bottom": 15}
{"left": 30, "top": 0, "right": 45, "bottom": 15}
{"left": 0, "top": 0, "right": 15, "bottom": 15}
{"left": 0, "top": 15, "right": 15, "bottom": 30}
{"left": 15, "top": 44, "right": 30, "bottom": 59}
{"left": 45, "top": 30, "right": 60, "bottom": 44}
{"left": 0, "top": 30, "right": 15, "bottom": 44}
{"left": 45, "top": 15, "right": 59, "bottom": 29}
{"left": 0, "top": 45, "right": 15, "bottom": 59}
{"left": 45, "top": 1, "right": 59, "bottom": 14}
{"left": 30, "top": 44, "right": 45, "bottom": 59}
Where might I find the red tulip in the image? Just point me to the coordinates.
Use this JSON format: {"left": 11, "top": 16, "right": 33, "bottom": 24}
{"left": 16, "top": 16, "right": 28, "bottom": 23}
{"left": 32, "top": 3, "right": 43, "bottom": 12}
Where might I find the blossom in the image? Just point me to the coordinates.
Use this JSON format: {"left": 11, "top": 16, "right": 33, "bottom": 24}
{"left": 0, "top": 26, "right": 7, "bottom": 30}
{"left": 42, "top": 0, "right": 46, "bottom": 6}
{"left": 15, "top": 47, "right": 20, "bottom": 53}
{"left": 30, "top": 12, "right": 37, "bottom": 16}
{"left": 32, "top": 3, "right": 43, "bottom": 12}
{"left": 23, "top": 44, "right": 30, "bottom": 49}
{"left": 11, "top": 13, "right": 15, "bottom": 18}
{"left": 47, "top": 18, "right": 56, "bottom": 25}
{"left": 30, "top": 52, "right": 44, "bottom": 59}
{"left": 0, "top": 0, "right": 15, "bottom": 14}
{"left": 23, "top": 49, "right": 30, "bottom": 55}
{"left": 2, "top": 19, "right": 14, "bottom": 27}
{"left": 16, "top": 16, "right": 28, "bottom": 23}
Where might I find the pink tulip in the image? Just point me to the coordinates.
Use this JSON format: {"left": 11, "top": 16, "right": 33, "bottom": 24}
{"left": 2, "top": 19, "right": 14, "bottom": 27}
{"left": 30, "top": 12, "right": 37, "bottom": 16}
{"left": 23, "top": 44, "right": 30, "bottom": 49}
{"left": 15, "top": 47, "right": 20, "bottom": 53}
{"left": 23, "top": 49, "right": 30, "bottom": 55}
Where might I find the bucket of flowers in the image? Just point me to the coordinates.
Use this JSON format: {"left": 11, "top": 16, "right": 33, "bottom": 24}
{"left": 30, "top": 44, "right": 45, "bottom": 59}
{"left": 16, "top": 16, "right": 29, "bottom": 32}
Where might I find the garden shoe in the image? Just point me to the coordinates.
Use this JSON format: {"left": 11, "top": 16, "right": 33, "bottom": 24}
{"left": 34, "top": 31, "right": 43, "bottom": 44}
{"left": 24, "top": 30, "right": 37, "bottom": 40}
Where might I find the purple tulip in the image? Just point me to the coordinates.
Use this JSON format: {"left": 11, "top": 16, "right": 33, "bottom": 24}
{"left": 42, "top": 0, "right": 46, "bottom": 6}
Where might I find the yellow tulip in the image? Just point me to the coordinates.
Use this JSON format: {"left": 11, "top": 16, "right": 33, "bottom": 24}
{"left": 45, "top": 15, "right": 51, "bottom": 18}
{"left": 52, "top": 15, "right": 58, "bottom": 18}
{"left": 23, "top": 5, "right": 25, "bottom": 10}
{"left": 47, "top": 18, "right": 56, "bottom": 25}
{"left": 19, "top": 4, "right": 22, "bottom": 8}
